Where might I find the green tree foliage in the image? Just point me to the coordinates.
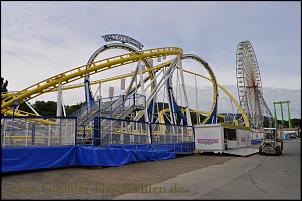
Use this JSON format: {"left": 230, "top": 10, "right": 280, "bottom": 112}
{"left": 15, "top": 100, "right": 85, "bottom": 116}
{"left": 292, "top": 118, "right": 301, "bottom": 128}
{"left": 65, "top": 102, "right": 85, "bottom": 116}
{"left": 1, "top": 77, "right": 8, "bottom": 93}
{"left": 33, "top": 101, "right": 57, "bottom": 116}
{"left": 18, "top": 102, "right": 32, "bottom": 113}
{"left": 277, "top": 118, "right": 301, "bottom": 129}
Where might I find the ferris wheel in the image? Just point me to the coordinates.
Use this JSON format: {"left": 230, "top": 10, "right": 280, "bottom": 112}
{"left": 236, "top": 41, "right": 273, "bottom": 129}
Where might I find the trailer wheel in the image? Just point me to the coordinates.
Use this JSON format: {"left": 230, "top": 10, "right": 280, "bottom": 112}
{"left": 276, "top": 146, "right": 282, "bottom": 156}
{"left": 259, "top": 146, "right": 263, "bottom": 155}
{"left": 280, "top": 141, "right": 284, "bottom": 150}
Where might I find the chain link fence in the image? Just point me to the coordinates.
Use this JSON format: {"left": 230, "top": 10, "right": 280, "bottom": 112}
{"left": 1, "top": 116, "right": 77, "bottom": 147}
{"left": 91, "top": 117, "right": 195, "bottom": 152}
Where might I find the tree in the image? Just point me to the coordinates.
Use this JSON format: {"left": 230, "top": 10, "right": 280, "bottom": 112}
{"left": 65, "top": 102, "right": 85, "bottom": 116}
{"left": 292, "top": 118, "right": 301, "bottom": 129}
{"left": 17, "top": 100, "right": 85, "bottom": 116}
{"left": 18, "top": 102, "right": 33, "bottom": 113}
{"left": 1, "top": 77, "right": 8, "bottom": 93}
{"left": 33, "top": 101, "right": 57, "bottom": 116}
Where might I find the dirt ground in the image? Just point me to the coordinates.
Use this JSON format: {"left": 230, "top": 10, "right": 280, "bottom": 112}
{"left": 1, "top": 153, "right": 239, "bottom": 200}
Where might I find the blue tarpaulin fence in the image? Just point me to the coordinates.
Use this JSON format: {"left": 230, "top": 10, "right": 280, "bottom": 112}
{"left": 107, "top": 142, "right": 195, "bottom": 153}
{"left": 2, "top": 146, "right": 76, "bottom": 172}
{"left": 75, "top": 146, "right": 175, "bottom": 167}
{"left": 1, "top": 143, "right": 196, "bottom": 172}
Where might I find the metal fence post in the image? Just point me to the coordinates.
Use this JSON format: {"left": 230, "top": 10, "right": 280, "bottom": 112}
{"left": 32, "top": 123, "right": 36, "bottom": 145}
{"left": 133, "top": 93, "right": 136, "bottom": 107}
{"left": 48, "top": 124, "right": 51, "bottom": 146}
{"left": 93, "top": 117, "right": 100, "bottom": 146}
{"left": 25, "top": 121, "right": 29, "bottom": 147}
{"left": 170, "top": 126, "right": 172, "bottom": 143}
{"left": 59, "top": 119, "right": 62, "bottom": 145}
{"left": 2, "top": 118, "right": 7, "bottom": 147}
{"left": 181, "top": 126, "right": 184, "bottom": 142}
{"left": 120, "top": 121, "right": 124, "bottom": 144}
{"left": 110, "top": 119, "right": 113, "bottom": 144}
{"left": 149, "top": 122, "right": 153, "bottom": 144}
{"left": 74, "top": 118, "right": 77, "bottom": 146}
{"left": 10, "top": 118, "right": 14, "bottom": 146}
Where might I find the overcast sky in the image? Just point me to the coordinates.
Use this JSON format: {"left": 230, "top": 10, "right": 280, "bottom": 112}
{"left": 1, "top": 1, "right": 301, "bottom": 107}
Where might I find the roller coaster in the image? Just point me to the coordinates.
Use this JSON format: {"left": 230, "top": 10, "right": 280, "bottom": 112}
{"left": 2, "top": 34, "right": 264, "bottom": 147}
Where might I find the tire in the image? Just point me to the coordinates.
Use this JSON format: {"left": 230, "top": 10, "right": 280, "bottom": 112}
{"left": 259, "top": 146, "right": 263, "bottom": 155}
{"left": 276, "top": 146, "right": 281, "bottom": 156}
{"left": 280, "top": 141, "right": 284, "bottom": 150}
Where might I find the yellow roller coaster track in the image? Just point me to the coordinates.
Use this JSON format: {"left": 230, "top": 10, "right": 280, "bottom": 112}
{"left": 3, "top": 107, "right": 56, "bottom": 125}
{"left": 1, "top": 60, "right": 172, "bottom": 99}
{"left": 181, "top": 54, "right": 218, "bottom": 125}
{"left": 2, "top": 58, "right": 249, "bottom": 128}
{"left": 2, "top": 48, "right": 249, "bottom": 127}
{"left": 1, "top": 47, "right": 183, "bottom": 112}
{"left": 1, "top": 60, "right": 173, "bottom": 118}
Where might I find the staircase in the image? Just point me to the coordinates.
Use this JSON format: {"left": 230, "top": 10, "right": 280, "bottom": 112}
{"left": 74, "top": 93, "right": 146, "bottom": 144}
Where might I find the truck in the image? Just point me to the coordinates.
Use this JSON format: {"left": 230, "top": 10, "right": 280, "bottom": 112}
{"left": 259, "top": 128, "right": 283, "bottom": 156}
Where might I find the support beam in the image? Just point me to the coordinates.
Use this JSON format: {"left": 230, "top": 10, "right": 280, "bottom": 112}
{"left": 56, "top": 83, "right": 62, "bottom": 117}
{"left": 99, "top": 83, "right": 102, "bottom": 100}
{"left": 138, "top": 59, "right": 150, "bottom": 142}
{"left": 195, "top": 75, "right": 200, "bottom": 124}
{"left": 25, "top": 101, "right": 40, "bottom": 116}
{"left": 120, "top": 78, "right": 126, "bottom": 95}
{"left": 61, "top": 94, "right": 66, "bottom": 117}
{"left": 177, "top": 55, "right": 192, "bottom": 126}
{"left": 138, "top": 60, "right": 146, "bottom": 96}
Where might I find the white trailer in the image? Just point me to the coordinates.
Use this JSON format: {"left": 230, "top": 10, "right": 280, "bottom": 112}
{"left": 194, "top": 123, "right": 258, "bottom": 156}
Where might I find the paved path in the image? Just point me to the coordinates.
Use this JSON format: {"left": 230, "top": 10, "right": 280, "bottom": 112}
{"left": 1, "top": 152, "right": 235, "bottom": 199}
{"left": 115, "top": 139, "right": 301, "bottom": 200}
{"left": 2, "top": 140, "right": 300, "bottom": 199}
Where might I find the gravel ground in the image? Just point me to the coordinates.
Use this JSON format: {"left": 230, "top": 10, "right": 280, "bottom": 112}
{"left": 1, "top": 153, "right": 238, "bottom": 200}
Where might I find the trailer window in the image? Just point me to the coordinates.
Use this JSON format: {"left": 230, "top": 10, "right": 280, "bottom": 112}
{"left": 224, "top": 128, "right": 236, "bottom": 141}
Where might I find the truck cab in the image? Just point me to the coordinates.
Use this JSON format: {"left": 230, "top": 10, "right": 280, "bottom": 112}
{"left": 259, "top": 128, "right": 283, "bottom": 156}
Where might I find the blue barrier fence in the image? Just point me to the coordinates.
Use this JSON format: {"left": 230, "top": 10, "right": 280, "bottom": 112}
{"left": 2, "top": 145, "right": 177, "bottom": 172}
{"left": 1, "top": 115, "right": 195, "bottom": 172}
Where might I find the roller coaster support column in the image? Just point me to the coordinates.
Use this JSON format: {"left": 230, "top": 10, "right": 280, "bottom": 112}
{"left": 25, "top": 101, "right": 40, "bottom": 116}
{"left": 195, "top": 75, "right": 201, "bottom": 124}
{"left": 61, "top": 95, "right": 66, "bottom": 117}
{"left": 138, "top": 60, "right": 146, "bottom": 97}
{"left": 138, "top": 59, "right": 151, "bottom": 143}
{"left": 98, "top": 83, "right": 102, "bottom": 100}
{"left": 56, "top": 82, "right": 63, "bottom": 143}
{"left": 177, "top": 55, "right": 192, "bottom": 126}
{"left": 56, "top": 83, "right": 62, "bottom": 117}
